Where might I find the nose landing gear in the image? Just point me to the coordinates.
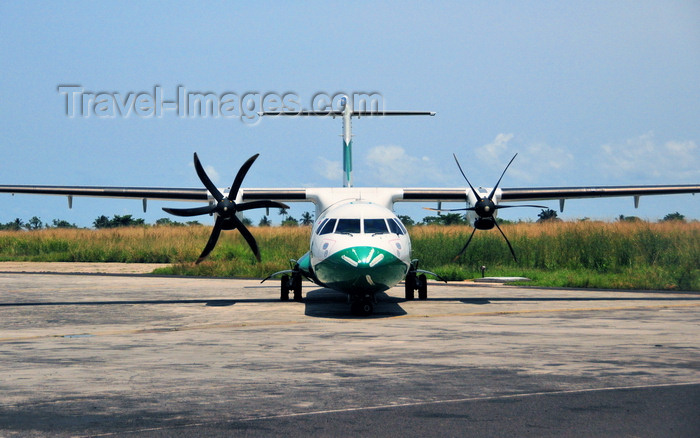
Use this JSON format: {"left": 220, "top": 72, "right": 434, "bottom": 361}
{"left": 350, "top": 294, "right": 375, "bottom": 316}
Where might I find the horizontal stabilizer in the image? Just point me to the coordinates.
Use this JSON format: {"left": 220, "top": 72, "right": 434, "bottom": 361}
{"left": 260, "top": 110, "right": 435, "bottom": 117}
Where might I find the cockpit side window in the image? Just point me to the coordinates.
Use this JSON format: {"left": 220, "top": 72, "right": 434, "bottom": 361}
{"left": 319, "top": 218, "right": 337, "bottom": 235}
{"left": 335, "top": 218, "right": 361, "bottom": 234}
{"left": 364, "top": 218, "right": 388, "bottom": 234}
{"left": 388, "top": 218, "right": 404, "bottom": 235}
{"left": 315, "top": 218, "right": 329, "bottom": 235}
{"left": 395, "top": 218, "right": 408, "bottom": 234}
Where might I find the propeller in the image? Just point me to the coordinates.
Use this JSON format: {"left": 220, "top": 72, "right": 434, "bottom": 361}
{"left": 429, "top": 153, "right": 546, "bottom": 262}
{"left": 163, "top": 153, "right": 289, "bottom": 263}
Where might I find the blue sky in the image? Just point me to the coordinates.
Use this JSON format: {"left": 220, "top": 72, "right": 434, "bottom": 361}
{"left": 1, "top": 1, "right": 699, "bottom": 227}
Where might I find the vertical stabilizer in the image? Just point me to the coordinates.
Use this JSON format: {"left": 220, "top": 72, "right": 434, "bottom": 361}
{"left": 260, "top": 100, "right": 434, "bottom": 188}
{"left": 341, "top": 97, "right": 353, "bottom": 187}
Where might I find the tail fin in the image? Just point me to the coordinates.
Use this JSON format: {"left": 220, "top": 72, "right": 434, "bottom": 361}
{"left": 261, "top": 97, "right": 434, "bottom": 187}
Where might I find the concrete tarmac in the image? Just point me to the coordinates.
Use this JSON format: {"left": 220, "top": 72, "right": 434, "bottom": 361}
{"left": 0, "top": 267, "right": 699, "bottom": 437}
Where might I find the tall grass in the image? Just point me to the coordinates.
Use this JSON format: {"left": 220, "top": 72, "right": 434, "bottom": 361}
{"left": 0, "top": 221, "right": 697, "bottom": 290}
{"left": 413, "top": 221, "right": 699, "bottom": 290}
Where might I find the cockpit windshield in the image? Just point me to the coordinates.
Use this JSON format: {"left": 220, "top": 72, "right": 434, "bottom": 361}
{"left": 335, "top": 218, "right": 361, "bottom": 234}
{"left": 364, "top": 218, "right": 388, "bottom": 234}
{"left": 319, "top": 218, "right": 337, "bottom": 235}
{"left": 321, "top": 217, "right": 400, "bottom": 235}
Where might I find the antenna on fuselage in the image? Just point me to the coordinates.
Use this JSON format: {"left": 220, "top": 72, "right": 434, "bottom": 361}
{"left": 260, "top": 96, "right": 435, "bottom": 187}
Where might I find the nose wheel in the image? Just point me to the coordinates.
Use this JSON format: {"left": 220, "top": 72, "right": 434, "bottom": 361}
{"left": 350, "top": 293, "right": 375, "bottom": 316}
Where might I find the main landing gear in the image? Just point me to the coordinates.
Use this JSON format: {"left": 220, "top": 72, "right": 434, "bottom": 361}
{"left": 280, "top": 272, "right": 302, "bottom": 302}
{"left": 404, "top": 260, "right": 447, "bottom": 301}
{"left": 404, "top": 271, "right": 427, "bottom": 301}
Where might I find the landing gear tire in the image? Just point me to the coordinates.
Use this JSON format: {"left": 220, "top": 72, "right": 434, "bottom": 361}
{"left": 405, "top": 272, "right": 416, "bottom": 300}
{"left": 417, "top": 274, "right": 428, "bottom": 300}
{"left": 280, "top": 274, "right": 290, "bottom": 301}
{"left": 351, "top": 300, "right": 374, "bottom": 316}
{"left": 292, "top": 274, "right": 303, "bottom": 301}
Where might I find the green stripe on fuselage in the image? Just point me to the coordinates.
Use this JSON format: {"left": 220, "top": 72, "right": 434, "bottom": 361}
{"left": 313, "top": 246, "right": 408, "bottom": 295}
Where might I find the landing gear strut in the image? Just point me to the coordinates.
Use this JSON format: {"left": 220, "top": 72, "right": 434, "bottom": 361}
{"left": 280, "top": 272, "right": 302, "bottom": 301}
{"left": 405, "top": 271, "right": 427, "bottom": 300}
{"left": 405, "top": 260, "right": 446, "bottom": 301}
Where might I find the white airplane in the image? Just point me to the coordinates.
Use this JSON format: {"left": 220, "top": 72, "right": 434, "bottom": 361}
{"left": 2, "top": 97, "right": 699, "bottom": 315}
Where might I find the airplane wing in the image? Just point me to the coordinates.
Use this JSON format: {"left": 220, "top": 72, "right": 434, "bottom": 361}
{"left": 0, "top": 185, "right": 209, "bottom": 202}
{"left": 0, "top": 185, "right": 313, "bottom": 210}
{"left": 499, "top": 185, "right": 700, "bottom": 202}
{"left": 401, "top": 185, "right": 700, "bottom": 202}
{"left": 3, "top": 184, "right": 698, "bottom": 212}
{"left": 400, "top": 184, "right": 700, "bottom": 211}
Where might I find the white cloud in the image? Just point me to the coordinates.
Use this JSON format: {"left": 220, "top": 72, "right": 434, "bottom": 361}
{"left": 316, "top": 157, "right": 342, "bottom": 181}
{"left": 188, "top": 162, "right": 220, "bottom": 184}
{"left": 204, "top": 165, "right": 220, "bottom": 183}
{"left": 600, "top": 132, "right": 699, "bottom": 182}
{"left": 475, "top": 133, "right": 514, "bottom": 163}
{"left": 363, "top": 145, "right": 448, "bottom": 186}
{"left": 474, "top": 133, "right": 574, "bottom": 183}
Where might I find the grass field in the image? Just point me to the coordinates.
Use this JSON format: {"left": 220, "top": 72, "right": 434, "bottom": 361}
{"left": 0, "top": 221, "right": 697, "bottom": 290}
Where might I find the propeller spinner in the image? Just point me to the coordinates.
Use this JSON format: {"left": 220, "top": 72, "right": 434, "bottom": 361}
{"left": 163, "top": 153, "right": 288, "bottom": 263}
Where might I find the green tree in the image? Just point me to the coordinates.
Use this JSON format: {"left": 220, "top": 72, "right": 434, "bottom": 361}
{"left": 258, "top": 215, "right": 271, "bottom": 227}
{"left": 155, "top": 218, "right": 184, "bottom": 226}
{"left": 618, "top": 214, "right": 640, "bottom": 222}
{"left": 281, "top": 216, "right": 298, "bottom": 227}
{"left": 51, "top": 219, "right": 78, "bottom": 228}
{"left": 420, "top": 213, "right": 465, "bottom": 225}
{"left": 24, "top": 216, "right": 43, "bottom": 230}
{"left": 93, "top": 214, "right": 145, "bottom": 228}
{"left": 497, "top": 218, "right": 517, "bottom": 225}
{"left": 397, "top": 215, "right": 415, "bottom": 227}
{"left": 661, "top": 212, "right": 685, "bottom": 222}
{"left": 93, "top": 215, "right": 111, "bottom": 229}
{"left": 300, "top": 212, "right": 314, "bottom": 226}
{"left": 241, "top": 217, "right": 253, "bottom": 226}
{"left": 0, "top": 218, "right": 24, "bottom": 231}
{"left": 441, "top": 213, "right": 466, "bottom": 225}
{"left": 421, "top": 215, "right": 441, "bottom": 225}
{"left": 537, "top": 209, "right": 560, "bottom": 223}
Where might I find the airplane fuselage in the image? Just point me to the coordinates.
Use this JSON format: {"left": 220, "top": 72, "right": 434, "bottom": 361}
{"left": 297, "top": 200, "right": 412, "bottom": 298}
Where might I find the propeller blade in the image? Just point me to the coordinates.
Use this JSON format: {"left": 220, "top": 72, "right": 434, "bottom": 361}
{"left": 193, "top": 153, "right": 224, "bottom": 202}
{"left": 196, "top": 217, "right": 223, "bottom": 264}
{"left": 231, "top": 215, "right": 261, "bottom": 262}
{"left": 494, "top": 204, "right": 548, "bottom": 210}
{"left": 453, "top": 227, "right": 477, "bottom": 261}
{"left": 488, "top": 153, "right": 517, "bottom": 200}
{"left": 423, "top": 207, "right": 476, "bottom": 212}
{"left": 228, "top": 154, "right": 260, "bottom": 201}
{"left": 453, "top": 154, "right": 482, "bottom": 201}
{"left": 162, "top": 205, "right": 216, "bottom": 217}
{"left": 493, "top": 220, "right": 518, "bottom": 262}
{"left": 237, "top": 200, "right": 289, "bottom": 212}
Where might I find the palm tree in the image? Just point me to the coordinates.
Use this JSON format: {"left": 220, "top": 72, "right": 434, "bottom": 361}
{"left": 300, "top": 212, "right": 313, "bottom": 226}
{"left": 258, "top": 215, "right": 271, "bottom": 227}
{"left": 537, "top": 209, "right": 559, "bottom": 222}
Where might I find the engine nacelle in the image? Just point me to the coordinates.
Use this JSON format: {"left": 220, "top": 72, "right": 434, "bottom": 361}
{"left": 474, "top": 217, "right": 496, "bottom": 230}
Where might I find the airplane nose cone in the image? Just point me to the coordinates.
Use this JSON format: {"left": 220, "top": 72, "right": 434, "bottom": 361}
{"left": 314, "top": 246, "right": 408, "bottom": 293}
